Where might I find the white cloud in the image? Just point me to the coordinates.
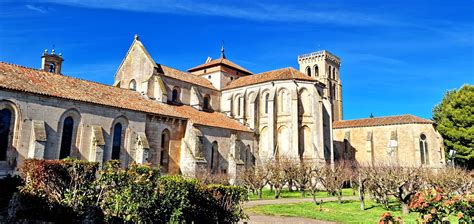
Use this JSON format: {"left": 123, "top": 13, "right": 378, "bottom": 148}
{"left": 25, "top": 4, "right": 47, "bottom": 13}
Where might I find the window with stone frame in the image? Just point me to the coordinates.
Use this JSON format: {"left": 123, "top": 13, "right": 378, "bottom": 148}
{"left": 0, "top": 108, "right": 13, "bottom": 161}
{"left": 111, "top": 123, "right": 122, "bottom": 160}
{"left": 419, "top": 134, "right": 429, "bottom": 165}
{"left": 59, "top": 116, "right": 74, "bottom": 159}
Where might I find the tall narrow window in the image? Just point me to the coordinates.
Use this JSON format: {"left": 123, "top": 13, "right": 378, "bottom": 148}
{"left": 0, "top": 109, "right": 12, "bottom": 161}
{"left": 314, "top": 65, "right": 319, "bottom": 77}
{"left": 171, "top": 88, "right": 179, "bottom": 103}
{"left": 332, "top": 67, "right": 336, "bottom": 79}
{"left": 203, "top": 95, "right": 211, "bottom": 110}
{"left": 129, "top": 79, "right": 137, "bottom": 91}
{"left": 111, "top": 123, "right": 122, "bottom": 160}
{"left": 265, "top": 93, "right": 269, "bottom": 114}
{"left": 59, "top": 116, "right": 74, "bottom": 159}
{"left": 237, "top": 97, "right": 241, "bottom": 116}
{"left": 160, "top": 129, "right": 170, "bottom": 172}
{"left": 210, "top": 141, "right": 219, "bottom": 173}
{"left": 328, "top": 66, "right": 332, "bottom": 78}
{"left": 419, "top": 134, "right": 429, "bottom": 165}
{"left": 306, "top": 66, "right": 311, "bottom": 76}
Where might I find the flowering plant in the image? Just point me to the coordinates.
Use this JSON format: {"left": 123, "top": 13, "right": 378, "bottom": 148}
{"left": 409, "top": 187, "right": 473, "bottom": 223}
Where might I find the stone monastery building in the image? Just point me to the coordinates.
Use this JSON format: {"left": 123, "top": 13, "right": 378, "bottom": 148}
{"left": 0, "top": 36, "right": 445, "bottom": 180}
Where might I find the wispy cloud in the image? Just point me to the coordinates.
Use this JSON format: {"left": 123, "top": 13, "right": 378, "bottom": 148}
{"left": 25, "top": 4, "right": 48, "bottom": 13}
{"left": 30, "top": 0, "right": 396, "bottom": 26}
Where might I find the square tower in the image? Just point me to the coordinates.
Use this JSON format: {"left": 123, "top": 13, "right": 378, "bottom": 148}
{"left": 298, "top": 50, "right": 342, "bottom": 121}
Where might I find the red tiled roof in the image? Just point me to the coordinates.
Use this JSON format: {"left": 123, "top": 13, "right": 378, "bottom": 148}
{"left": 188, "top": 57, "right": 252, "bottom": 75}
{"left": 333, "top": 115, "right": 433, "bottom": 129}
{"left": 0, "top": 62, "right": 251, "bottom": 132}
{"left": 158, "top": 64, "right": 216, "bottom": 90}
{"left": 223, "top": 67, "right": 318, "bottom": 90}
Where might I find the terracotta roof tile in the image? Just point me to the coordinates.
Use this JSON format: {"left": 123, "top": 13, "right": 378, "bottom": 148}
{"left": 158, "top": 64, "right": 216, "bottom": 90}
{"left": 0, "top": 62, "right": 251, "bottom": 132}
{"left": 223, "top": 67, "right": 318, "bottom": 90}
{"left": 188, "top": 57, "right": 252, "bottom": 75}
{"left": 333, "top": 115, "right": 433, "bottom": 129}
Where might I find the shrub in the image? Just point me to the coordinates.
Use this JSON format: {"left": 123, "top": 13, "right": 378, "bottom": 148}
{"left": 0, "top": 175, "right": 22, "bottom": 211}
{"left": 409, "top": 187, "right": 473, "bottom": 223}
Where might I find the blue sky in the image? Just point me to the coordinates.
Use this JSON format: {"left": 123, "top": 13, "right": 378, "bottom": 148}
{"left": 1, "top": 0, "right": 473, "bottom": 120}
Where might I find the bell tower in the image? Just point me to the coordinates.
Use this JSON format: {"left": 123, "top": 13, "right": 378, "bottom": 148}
{"left": 41, "top": 48, "right": 64, "bottom": 74}
{"left": 298, "top": 50, "right": 342, "bottom": 121}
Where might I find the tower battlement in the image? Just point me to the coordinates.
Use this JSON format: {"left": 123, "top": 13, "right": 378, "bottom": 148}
{"left": 298, "top": 50, "right": 341, "bottom": 65}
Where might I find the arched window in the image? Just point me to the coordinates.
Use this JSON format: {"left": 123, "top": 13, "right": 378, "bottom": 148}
{"left": 129, "top": 79, "right": 137, "bottom": 91}
{"left": 171, "top": 88, "right": 180, "bottom": 103}
{"left": 0, "top": 109, "right": 13, "bottom": 161}
{"left": 314, "top": 65, "right": 319, "bottom": 77}
{"left": 203, "top": 94, "right": 211, "bottom": 110}
{"left": 235, "top": 96, "right": 242, "bottom": 116}
{"left": 59, "top": 116, "right": 74, "bottom": 159}
{"left": 210, "top": 141, "right": 219, "bottom": 173}
{"left": 160, "top": 129, "right": 170, "bottom": 172}
{"left": 419, "top": 134, "right": 429, "bottom": 165}
{"left": 278, "top": 89, "right": 289, "bottom": 113}
{"left": 332, "top": 67, "right": 336, "bottom": 79}
{"left": 111, "top": 123, "right": 122, "bottom": 160}
{"left": 49, "top": 63, "right": 56, "bottom": 73}
{"left": 299, "top": 89, "right": 311, "bottom": 116}
{"left": 306, "top": 66, "right": 311, "bottom": 76}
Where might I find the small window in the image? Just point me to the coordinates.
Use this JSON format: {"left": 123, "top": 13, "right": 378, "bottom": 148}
{"left": 306, "top": 66, "right": 311, "bottom": 76}
{"left": 171, "top": 88, "right": 180, "bottom": 103}
{"left": 204, "top": 69, "right": 207, "bottom": 73}
{"left": 49, "top": 63, "right": 56, "bottom": 73}
{"left": 203, "top": 94, "right": 211, "bottom": 110}
{"left": 129, "top": 79, "right": 137, "bottom": 91}
{"left": 265, "top": 93, "right": 269, "bottom": 114}
{"left": 328, "top": 66, "right": 332, "bottom": 78}
{"left": 230, "top": 77, "right": 234, "bottom": 81}
{"left": 208, "top": 75, "right": 211, "bottom": 79}
{"left": 314, "top": 65, "right": 319, "bottom": 77}
{"left": 419, "top": 134, "right": 429, "bottom": 165}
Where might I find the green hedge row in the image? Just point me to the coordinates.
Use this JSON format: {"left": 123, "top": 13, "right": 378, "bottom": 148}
{"left": 7, "top": 159, "right": 247, "bottom": 223}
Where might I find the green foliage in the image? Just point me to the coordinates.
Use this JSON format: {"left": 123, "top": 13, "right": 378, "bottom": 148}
{"left": 0, "top": 175, "right": 22, "bottom": 215}
{"left": 8, "top": 159, "right": 248, "bottom": 223}
{"left": 433, "top": 84, "right": 474, "bottom": 168}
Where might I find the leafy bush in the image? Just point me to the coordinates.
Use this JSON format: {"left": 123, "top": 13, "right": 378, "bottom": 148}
{"left": 8, "top": 159, "right": 248, "bottom": 223}
{"left": 409, "top": 187, "right": 473, "bottom": 223}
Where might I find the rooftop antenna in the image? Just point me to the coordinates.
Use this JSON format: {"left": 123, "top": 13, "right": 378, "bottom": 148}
{"left": 220, "top": 40, "right": 226, "bottom": 59}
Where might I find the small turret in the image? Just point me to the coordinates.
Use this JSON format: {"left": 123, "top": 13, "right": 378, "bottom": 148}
{"left": 41, "top": 47, "right": 64, "bottom": 74}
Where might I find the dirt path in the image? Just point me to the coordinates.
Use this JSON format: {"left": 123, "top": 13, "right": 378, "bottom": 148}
{"left": 241, "top": 196, "right": 358, "bottom": 224}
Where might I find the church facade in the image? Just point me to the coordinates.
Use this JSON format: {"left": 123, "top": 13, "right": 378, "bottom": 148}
{"left": 0, "top": 36, "right": 444, "bottom": 179}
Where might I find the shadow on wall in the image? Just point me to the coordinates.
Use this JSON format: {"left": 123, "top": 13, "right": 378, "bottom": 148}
{"left": 333, "top": 140, "right": 356, "bottom": 162}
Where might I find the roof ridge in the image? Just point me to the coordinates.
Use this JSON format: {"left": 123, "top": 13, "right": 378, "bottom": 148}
{"left": 335, "top": 114, "right": 429, "bottom": 122}
{"left": 0, "top": 61, "right": 128, "bottom": 91}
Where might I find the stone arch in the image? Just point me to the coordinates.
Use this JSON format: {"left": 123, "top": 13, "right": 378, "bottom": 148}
{"left": 160, "top": 129, "right": 171, "bottom": 173}
{"left": 57, "top": 109, "right": 82, "bottom": 159}
{"left": 233, "top": 93, "right": 244, "bottom": 117}
{"left": 0, "top": 100, "right": 20, "bottom": 163}
{"left": 259, "top": 126, "right": 269, "bottom": 158}
{"left": 298, "top": 126, "right": 312, "bottom": 160}
{"left": 260, "top": 90, "right": 270, "bottom": 115}
{"left": 314, "top": 65, "right": 319, "bottom": 77}
{"left": 277, "top": 88, "right": 290, "bottom": 114}
{"left": 171, "top": 86, "right": 180, "bottom": 103}
{"left": 129, "top": 79, "right": 137, "bottom": 91}
{"left": 277, "top": 125, "right": 290, "bottom": 158}
{"left": 298, "top": 88, "right": 311, "bottom": 116}
{"left": 109, "top": 116, "right": 129, "bottom": 163}
{"left": 419, "top": 133, "right": 429, "bottom": 165}
{"left": 203, "top": 94, "right": 211, "bottom": 110}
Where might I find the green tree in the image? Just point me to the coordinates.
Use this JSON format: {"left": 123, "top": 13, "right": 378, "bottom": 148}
{"left": 433, "top": 84, "right": 474, "bottom": 169}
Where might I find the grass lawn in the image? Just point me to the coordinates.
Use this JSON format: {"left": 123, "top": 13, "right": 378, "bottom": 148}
{"left": 246, "top": 200, "right": 458, "bottom": 223}
{"left": 248, "top": 188, "right": 357, "bottom": 200}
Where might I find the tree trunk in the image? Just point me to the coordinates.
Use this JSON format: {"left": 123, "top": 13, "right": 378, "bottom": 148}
{"left": 402, "top": 202, "right": 409, "bottom": 214}
{"left": 301, "top": 189, "right": 305, "bottom": 198}
{"left": 358, "top": 174, "right": 365, "bottom": 210}
{"left": 338, "top": 190, "right": 342, "bottom": 203}
{"left": 270, "top": 184, "right": 273, "bottom": 193}
{"left": 258, "top": 188, "right": 263, "bottom": 199}
{"left": 312, "top": 190, "right": 317, "bottom": 205}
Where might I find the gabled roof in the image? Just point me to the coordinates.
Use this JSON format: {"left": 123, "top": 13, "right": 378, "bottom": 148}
{"left": 333, "top": 114, "right": 433, "bottom": 129}
{"left": 157, "top": 64, "right": 216, "bottom": 90}
{"left": 188, "top": 57, "right": 252, "bottom": 75}
{"left": 222, "top": 67, "right": 319, "bottom": 90}
{"left": 0, "top": 62, "right": 251, "bottom": 132}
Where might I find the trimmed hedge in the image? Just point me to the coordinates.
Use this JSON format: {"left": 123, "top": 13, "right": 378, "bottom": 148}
{"left": 7, "top": 159, "right": 247, "bottom": 223}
